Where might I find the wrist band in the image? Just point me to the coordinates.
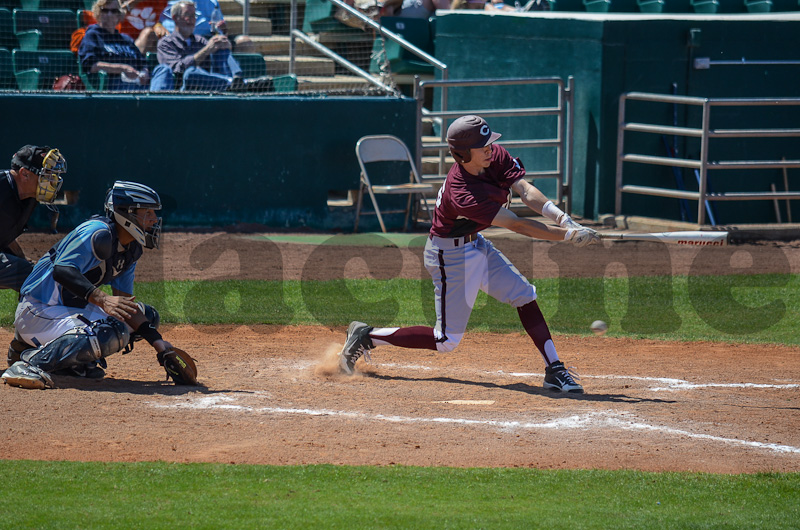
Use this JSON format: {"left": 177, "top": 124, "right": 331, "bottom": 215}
{"left": 564, "top": 229, "right": 575, "bottom": 241}
{"left": 136, "top": 321, "right": 163, "bottom": 345}
{"left": 542, "top": 200, "right": 565, "bottom": 223}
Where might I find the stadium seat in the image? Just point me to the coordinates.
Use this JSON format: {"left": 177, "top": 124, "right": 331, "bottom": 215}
{"left": 12, "top": 48, "right": 78, "bottom": 89}
{"left": 273, "top": 73, "right": 297, "bottom": 92}
{"left": 0, "top": 47, "right": 15, "bottom": 89}
{"left": 583, "top": 0, "right": 611, "bottom": 11}
{"left": 637, "top": 0, "right": 664, "bottom": 11}
{"left": 78, "top": 58, "right": 105, "bottom": 91}
{"left": 691, "top": 0, "right": 719, "bottom": 12}
{"left": 0, "top": 8, "right": 17, "bottom": 49}
{"left": 744, "top": 0, "right": 772, "bottom": 11}
{"left": 369, "top": 16, "right": 434, "bottom": 76}
{"left": 21, "top": 0, "right": 91, "bottom": 9}
{"left": 145, "top": 51, "right": 158, "bottom": 72}
{"left": 0, "top": 0, "right": 20, "bottom": 9}
{"left": 13, "top": 8, "right": 78, "bottom": 50}
{"left": 233, "top": 53, "right": 267, "bottom": 78}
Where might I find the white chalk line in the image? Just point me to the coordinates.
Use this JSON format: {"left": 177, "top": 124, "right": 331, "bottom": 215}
{"left": 366, "top": 362, "right": 799, "bottom": 392}
{"left": 149, "top": 394, "right": 800, "bottom": 456}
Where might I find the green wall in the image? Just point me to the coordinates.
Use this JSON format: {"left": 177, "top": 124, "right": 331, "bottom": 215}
{"left": 0, "top": 93, "right": 417, "bottom": 231}
{"left": 434, "top": 12, "right": 800, "bottom": 224}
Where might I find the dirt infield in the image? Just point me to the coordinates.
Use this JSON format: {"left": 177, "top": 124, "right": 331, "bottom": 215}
{"left": 1, "top": 231, "right": 798, "bottom": 473}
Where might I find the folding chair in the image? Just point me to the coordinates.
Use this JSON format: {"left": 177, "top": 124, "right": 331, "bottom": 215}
{"left": 354, "top": 135, "right": 434, "bottom": 233}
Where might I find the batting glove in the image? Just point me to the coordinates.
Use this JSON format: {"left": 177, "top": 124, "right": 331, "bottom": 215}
{"left": 559, "top": 215, "right": 584, "bottom": 230}
{"left": 565, "top": 227, "right": 600, "bottom": 247}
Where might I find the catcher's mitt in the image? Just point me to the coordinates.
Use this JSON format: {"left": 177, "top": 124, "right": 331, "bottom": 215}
{"left": 156, "top": 348, "right": 198, "bottom": 385}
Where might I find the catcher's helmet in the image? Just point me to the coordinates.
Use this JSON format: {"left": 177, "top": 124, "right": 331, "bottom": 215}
{"left": 11, "top": 145, "right": 66, "bottom": 203}
{"left": 105, "top": 181, "right": 162, "bottom": 249}
{"left": 446, "top": 115, "right": 502, "bottom": 164}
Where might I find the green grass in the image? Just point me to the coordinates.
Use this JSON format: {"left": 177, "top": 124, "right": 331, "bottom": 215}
{"left": 3, "top": 273, "right": 796, "bottom": 345}
{"left": 0, "top": 461, "right": 797, "bottom": 529}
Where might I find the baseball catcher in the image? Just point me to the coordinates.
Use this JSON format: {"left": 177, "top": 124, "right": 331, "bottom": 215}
{"left": 339, "top": 115, "right": 598, "bottom": 393}
{"left": 2, "top": 181, "right": 199, "bottom": 389}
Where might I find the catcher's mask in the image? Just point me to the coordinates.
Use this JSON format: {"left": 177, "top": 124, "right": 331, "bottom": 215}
{"left": 446, "top": 115, "right": 502, "bottom": 164}
{"left": 11, "top": 145, "right": 66, "bottom": 203}
{"left": 104, "top": 181, "right": 162, "bottom": 249}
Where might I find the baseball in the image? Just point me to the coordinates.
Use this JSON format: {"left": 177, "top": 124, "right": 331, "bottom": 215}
{"left": 590, "top": 320, "right": 608, "bottom": 335}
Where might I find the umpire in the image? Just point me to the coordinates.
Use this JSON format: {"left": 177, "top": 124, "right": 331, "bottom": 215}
{"left": 0, "top": 145, "right": 66, "bottom": 292}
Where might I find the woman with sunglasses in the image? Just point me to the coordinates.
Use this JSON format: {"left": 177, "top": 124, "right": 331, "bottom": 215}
{"left": 78, "top": 0, "right": 150, "bottom": 91}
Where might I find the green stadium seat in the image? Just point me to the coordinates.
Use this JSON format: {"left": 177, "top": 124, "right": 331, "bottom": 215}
{"left": 637, "top": 0, "right": 664, "bottom": 11}
{"left": 233, "top": 52, "right": 267, "bottom": 78}
{"left": 302, "top": 0, "right": 361, "bottom": 33}
{"left": 691, "top": 0, "right": 719, "bottom": 11}
{"left": 583, "top": 0, "right": 611, "bottom": 10}
{"left": 744, "top": 0, "right": 772, "bottom": 10}
{"left": 22, "top": 0, "right": 91, "bottom": 9}
{"left": 145, "top": 51, "right": 158, "bottom": 71}
{"left": 0, "top": 0, "right": 21, "bottom": 9}
{"left": 12, "top": 48, "right": 78, "bottom": 89}
{"left": 13, "top": 8, "right": 78, "bottom": 50}
{"left": 0, "top": 47, "right": 15, "bottom": 89}
{"left": 78, "top": 58, "right": 105, "bottom": 91}
{"left": 273, "top": 73, "right": 297, "bottom": 92}
{"left": 0, "top": 8, "right": 17, "bottom": 49}
{"left": 369, "top": 16, "right": 434, "bottom": 76}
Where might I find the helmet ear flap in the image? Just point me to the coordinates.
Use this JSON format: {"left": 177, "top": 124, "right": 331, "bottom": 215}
{"left": 450, "top": 148, "right": 471, "bottom": 164}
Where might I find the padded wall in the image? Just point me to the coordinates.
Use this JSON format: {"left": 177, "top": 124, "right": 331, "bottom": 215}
{"left": 0, "top": 94, "right": 417, "bottom": 231}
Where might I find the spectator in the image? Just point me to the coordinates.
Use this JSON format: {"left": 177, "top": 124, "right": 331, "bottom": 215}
{"left": 159, "top": 0, "right": 254, "bottom": 51}
{"left": 79, "top": 0, "right": 150, "bottom": 91}
{"left": 149, "top": 0, "right": 273, "bottom": 92}
{"left": 119, "top": 0, "right": 170, "bottom": 54}
{"left": 399, "top": 0, "right": 450, "bottom": 18}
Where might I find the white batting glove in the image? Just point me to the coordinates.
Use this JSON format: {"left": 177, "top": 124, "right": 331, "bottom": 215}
{"left": 559, "top": 215, "right": 583, "bottom": 230}
{"left": 565, "top": 227, "right": 600, "bottom": 247}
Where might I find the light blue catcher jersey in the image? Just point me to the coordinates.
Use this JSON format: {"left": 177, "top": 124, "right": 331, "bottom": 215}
{"left": 21, "top": 218, "right": 137, "bottom": 306}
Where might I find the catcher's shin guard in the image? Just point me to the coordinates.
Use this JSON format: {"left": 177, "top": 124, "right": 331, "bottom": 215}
{"left": 21, "top": 317, "right": 130, "bottom": 373}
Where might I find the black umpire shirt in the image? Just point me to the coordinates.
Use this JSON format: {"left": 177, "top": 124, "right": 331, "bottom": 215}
{"left": 0, "top": 170, "right": 36, "bottom": 254}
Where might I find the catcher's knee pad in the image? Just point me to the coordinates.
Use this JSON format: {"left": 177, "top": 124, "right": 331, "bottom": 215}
{"left": 21, "top": 317, "right": 130, "bottom": 373}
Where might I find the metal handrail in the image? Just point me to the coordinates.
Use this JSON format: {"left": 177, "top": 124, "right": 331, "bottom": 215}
{"left": 615, "top": 92, "right": 800, "bottom": 226}
{"left": 288, "top": 0, "right": 447, "bottom": 93}
{"left": 414, "top": 76, "right": 575, "bottom": 213}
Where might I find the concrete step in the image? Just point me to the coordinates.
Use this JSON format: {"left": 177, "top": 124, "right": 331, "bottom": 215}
{"left": 265, "top": 55, "right": 335, "bottom": 76}
{"left": 248, "top": 35, "right": 323, "bottom": 56}
{"left": 225, "top": 15, "right": 272, "bottom": 36}
{"left": 296, "top": 75, "right": 370, "bottom": 92}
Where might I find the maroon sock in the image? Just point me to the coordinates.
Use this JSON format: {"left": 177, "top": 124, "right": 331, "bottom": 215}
{"left": 371, "top": 326, "right": 438, "bottom": 350}
{"left": 517, "top": 301, "right": 557, "bottom": 365}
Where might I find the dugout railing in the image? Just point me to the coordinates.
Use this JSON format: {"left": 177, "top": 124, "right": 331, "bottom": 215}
{"left": 616, "top": 92, "right": 800, "bottom": 227}
{"left": 414, "top": 76, "right": 575, "bottom": 215}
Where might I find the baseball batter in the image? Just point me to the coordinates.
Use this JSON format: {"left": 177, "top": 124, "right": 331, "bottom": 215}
{"left": 339, "top": 115, "right": 599, "bottom": 393}
{"left": 3, "top": 181, "right": 196, "bottom": 389}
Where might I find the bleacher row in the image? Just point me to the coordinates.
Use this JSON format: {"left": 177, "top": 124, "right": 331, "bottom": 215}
{"left": 1, "top": 0, "right": 798, "bottom": 92}
{"left": 0, "top": 4, "right": 299, "bottom": 91}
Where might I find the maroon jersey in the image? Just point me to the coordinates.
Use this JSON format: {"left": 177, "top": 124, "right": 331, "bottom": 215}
{"left": 430, "top": 145, "right": 525, "bottom": 238}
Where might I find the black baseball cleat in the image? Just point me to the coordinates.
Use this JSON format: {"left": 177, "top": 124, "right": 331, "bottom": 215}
{"left": 544, "top": 361, "right": 584, "bottom": 393}
{"left": 338, "top": 321, "right": 374, "bottom": 375}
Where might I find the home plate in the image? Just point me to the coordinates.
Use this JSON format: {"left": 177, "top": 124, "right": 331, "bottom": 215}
{"left": 434, "top": 400, "right": 495, "bottom": 405}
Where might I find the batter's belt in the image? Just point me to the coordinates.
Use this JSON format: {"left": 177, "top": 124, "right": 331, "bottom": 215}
{"left": 429, "top": 233, "right": 480, "bottom": 249}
